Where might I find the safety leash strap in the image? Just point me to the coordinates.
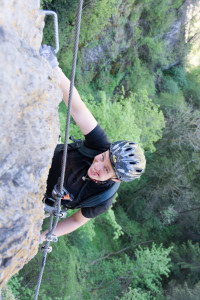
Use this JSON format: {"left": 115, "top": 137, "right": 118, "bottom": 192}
{"left": 34, "top": 1, "right": 83, "bottom": 299}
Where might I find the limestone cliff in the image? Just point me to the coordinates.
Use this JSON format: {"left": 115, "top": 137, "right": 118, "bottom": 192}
{"left": 0, "top": 0, "right": 62, "bottom": 288}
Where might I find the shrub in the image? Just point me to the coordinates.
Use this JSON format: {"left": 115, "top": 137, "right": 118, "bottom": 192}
{"left": 154, "top": 92, "right": 186, "bottom": 109}
{"left": 184, "top": 68, "right": 200, "bottom": 107}
{"left": 162, "top": 76, "right": 180, "bottom": 95}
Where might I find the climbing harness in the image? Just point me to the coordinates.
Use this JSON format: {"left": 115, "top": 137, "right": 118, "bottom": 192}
{"left": 43, "top": 10, "right": 59, "bottom": 53}
{"left": 34, "top": 1, "right": 84, "bottom": 299}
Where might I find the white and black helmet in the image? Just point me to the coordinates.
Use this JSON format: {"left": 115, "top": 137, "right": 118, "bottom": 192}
{"left": 109, "top": 141, "right": 146, "bottom": 182}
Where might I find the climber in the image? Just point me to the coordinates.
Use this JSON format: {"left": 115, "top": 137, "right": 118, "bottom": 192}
{"left": 39, "top": 45, "right": 146, "bottom": 243}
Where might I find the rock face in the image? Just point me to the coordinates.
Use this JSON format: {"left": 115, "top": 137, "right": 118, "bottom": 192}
{"left": 0, "top": 0, "right": 62, "bottom": 288}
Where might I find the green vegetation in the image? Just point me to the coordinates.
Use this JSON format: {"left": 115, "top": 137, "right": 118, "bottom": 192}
{"left": 5, "top": 0, "right": 200, "bottom": 299}
{"left": 61, "top": 90, "right": 165, "bottom": 152}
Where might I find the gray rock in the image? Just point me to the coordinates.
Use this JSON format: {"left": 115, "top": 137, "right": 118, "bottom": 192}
{"left": 163, "top": 20, "right": 182, "bottom": 49}
{"left": 0, "top": 0, "right": 62, "bottom": 288}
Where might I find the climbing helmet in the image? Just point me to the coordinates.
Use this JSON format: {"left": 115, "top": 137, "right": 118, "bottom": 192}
{"left": 109, "top": 141, "right": 146, "bottom": 182}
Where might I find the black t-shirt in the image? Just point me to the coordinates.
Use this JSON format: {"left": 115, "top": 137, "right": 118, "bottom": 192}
{"left": 46, "top": 124, "right": 119, "bottom": 218}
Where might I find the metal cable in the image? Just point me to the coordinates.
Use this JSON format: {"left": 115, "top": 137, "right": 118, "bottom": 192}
{"left": 34, "top": 212, "right": 53, "bottom": 300}
{"left": 34, "top": 2, "right": 83, "bottom": 299}
{"left": 34, "top": 241, "right": 50, "bottom": 300}
{"left": 59, "top": 0, "right": 83, "bottom": 194}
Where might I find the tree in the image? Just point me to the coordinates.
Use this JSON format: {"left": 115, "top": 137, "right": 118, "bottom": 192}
{"left": 166, "top": 281, "right": 200, "bottom": 300}
{"left": 59, "top": 89, "right": 165, "bottom": 153}
{"left": 85, "top": 243, "right": 172, "bottom": 298}
{"left": 121, "top": 105, "right": 200, "bottom": 241}
{"left": 170, "top": 241, "right": 200, "bottom": 285}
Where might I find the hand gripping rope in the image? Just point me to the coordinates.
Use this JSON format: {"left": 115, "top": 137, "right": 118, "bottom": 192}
{"left": 34, "top": 1, "right": 84, "bottom": 299}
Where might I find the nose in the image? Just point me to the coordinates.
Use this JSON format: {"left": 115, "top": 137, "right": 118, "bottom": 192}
{"left": 93, "top": 159, "right": 102, "bottom": 173}
{"left": 94, "top": 154, "right": 101, "bottom": 162}
{"left": 94, "top": 161, "right": 100, "bottom": 171}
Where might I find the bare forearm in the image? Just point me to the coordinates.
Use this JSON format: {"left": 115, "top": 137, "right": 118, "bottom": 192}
{"left": 56, "top": 67, "right": 97, "bottom": 135}
{"left": 57, "top": 66, "right": 82, "bottom": 109}
{"left": 41, "top": 210, "right": 90, "bottom": 242}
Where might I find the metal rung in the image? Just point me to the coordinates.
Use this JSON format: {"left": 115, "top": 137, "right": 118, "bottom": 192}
{"left": 43, "top": 10, "right": 59, "bottom": 53}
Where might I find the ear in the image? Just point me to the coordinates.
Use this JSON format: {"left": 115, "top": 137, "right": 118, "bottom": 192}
{"left": 111, "top": 178, "right": 121, "bottom": 182}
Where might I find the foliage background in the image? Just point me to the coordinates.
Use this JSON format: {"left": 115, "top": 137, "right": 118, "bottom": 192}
{"left": 3, "top": 0, "right": 200, "bottom": 299}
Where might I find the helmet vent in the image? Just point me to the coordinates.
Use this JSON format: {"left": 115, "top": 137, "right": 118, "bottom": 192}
{"left": 110, "top": 140, "right": 146, "bottom": 182}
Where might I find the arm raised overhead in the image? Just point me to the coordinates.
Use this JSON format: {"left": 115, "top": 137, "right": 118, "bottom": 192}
{"left": 57, "top": 67, "right": 97, "bottom": 135}
{"left": 39, "top": 45, "right": 97, "bottom": 135}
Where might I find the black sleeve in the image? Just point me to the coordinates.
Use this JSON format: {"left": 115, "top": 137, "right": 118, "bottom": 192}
{"left": 84, "top": 124, "right": 111, "bottom": 152}
{"left": 81, "top": 196, "right": 113, "bottom": 219}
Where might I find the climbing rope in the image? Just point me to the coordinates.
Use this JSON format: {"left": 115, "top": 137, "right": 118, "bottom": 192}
{"left": 34, "top": 1, "right": 84, "bottom": 299}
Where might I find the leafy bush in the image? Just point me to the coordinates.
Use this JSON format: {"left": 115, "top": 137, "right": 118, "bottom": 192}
{"left": 80, "top": 0, "right": 119, "bottom": 46}
{"left": 6, "top": 273, "right": 41, "bottom": 300}
{"left": 126, "top": 90, "right": 165, "bottom": 152}
{"left": 86, "top": 243, "right": 172, "bottom": 298}
{"left": 184, "top": 67, "right": 200, "bottom": 107}
{"left": 133, "top": 243, "right": 172, "bottom": 293}
{"left": 162, "top": 76, "right": 180, "bottom": 94}
{"left": 139, "top": 37, "right": 165, "bottom": 66}
{"left": 40, "top": 0, "right": 52, "bottom": 9}
{"left": 166, "top": 67, "right": 188, "bottom": 89}
{"left": 117, "top": 287, "right": 153, "bottom": 300}
{"left": 59, "top": 89, "right": 165, "bottom": 153}
{"left": 127, "top": 55, "right": 156, "bottom": 96}
{"left": 166, "top": 281, "right": 200, "bottom": 300}
{"left": 140, "top": 0, "right": 176, "bottom": 36}
{"left": 154, "top": 92, "right": 186, "bottom": 109}
{"left": 172, "top": 0, "right": 185, "bottom": 9}
{"left": 171, "top": 241, "right": 200, "bottom": 285}
{"left": 1, "top": 285, "right": 16, "bottom": 300}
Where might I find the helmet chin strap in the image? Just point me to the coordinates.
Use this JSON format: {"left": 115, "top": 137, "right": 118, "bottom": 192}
{"left": 82, "top": 174, "right": 114, "bottom": 184}
{"left": 112, "top": 177, "right": 120, "bottom": 181}
{"left": 82, "top": 175, "right": 104, "bottom": 184}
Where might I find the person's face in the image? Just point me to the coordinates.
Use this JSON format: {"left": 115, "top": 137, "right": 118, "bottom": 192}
{"left": 87, "top": 150, "right": 117, "bottom": 182}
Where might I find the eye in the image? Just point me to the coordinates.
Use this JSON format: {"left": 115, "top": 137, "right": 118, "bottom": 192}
{"left": 101, "top": 154, "right": 104, "bottom": 161}
{"left": 105, "top": 167, "right": 109, "bottom": 173}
